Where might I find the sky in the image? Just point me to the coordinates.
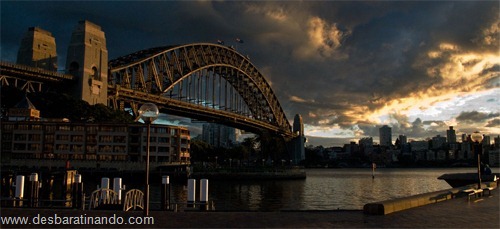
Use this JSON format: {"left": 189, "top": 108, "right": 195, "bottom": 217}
{"left": 1, "top": 1, "right": 499, "bottom": 146}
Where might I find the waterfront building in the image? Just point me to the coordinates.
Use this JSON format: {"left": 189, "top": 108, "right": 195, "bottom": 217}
{"left": 446, "top": 126, "right": 456, "bottom": 143}
{"left": 489, "top": 150, "right": 499, "bottom": 167}
{"left": 359, "top": 137, "right": 374, "bottom": 156}
{"left": 432, "top": 135, "right": 447, "bottom": 149}
{"left": 379, "top": 125, "right": 392, "bottom": 147}
{"left": 426, "top": 150, "right": 436, "bottom": 161}
{"left": 17, "top": 27, "right": 57, "bottom": 71}
{"left": 436, "top": 150, "right": 447, "bottom": 161}
{"left": 461, "top": 141, "right": 473, "bottom": 159}
{"left": 410, "top": 140, "right": 428, "bottom": 152}
{"left": 1, "top": 121, "right": 190, "bottom": 169}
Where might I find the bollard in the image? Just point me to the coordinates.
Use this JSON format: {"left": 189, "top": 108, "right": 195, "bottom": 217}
{"left": 100, "top": 177, "right": 110, "bottom": 202}
{"left": 200, "top": 179, "right": 209, "bottom": 211}
{"left": 14, "top": 175, "right": 25, "bottom": 207}
{"left": 29, "top": 173, "right": 39, "bottom": 208}
{"left": 187, "top": 179, "right": 196, "bottom": 208}
{"left": 161, "top": 175, "right": 170, "bottom": 210}
{"left": 113, "top": 178, "right": 124, "bottom": 204}
{"left": 73, "top": 174, "right": 83, "bottom": 209}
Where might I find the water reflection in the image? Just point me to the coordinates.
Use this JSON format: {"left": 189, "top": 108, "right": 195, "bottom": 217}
{"left": 85, "top": 167, "right": 498, "bottom": 211}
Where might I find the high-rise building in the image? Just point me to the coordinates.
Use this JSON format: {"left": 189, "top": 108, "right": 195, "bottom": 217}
{"left": 379, "top": 125, "right": 392, "bottom": 147}
{"left": 66, "top": 20, "right": 108, "bottom": 105}
{"left": 398, "top": 135, "right": 407, "bottom": 144}
{"left": 17, "top": 27, "right": 57, "bottom": 71}
{"left": 292, "top": 114, "right": 305, "bottom": 163}
{"left": 461, "top": 134, "right": 468, "bottom": 143}
{"left": 482, "top": 135, "right": 490, "bottom": 146}
{"left": 446, "top": 126, "right": 456, "bottom": 143}
{"left": 201, "top": 123, "right": 236, "bottom": 148}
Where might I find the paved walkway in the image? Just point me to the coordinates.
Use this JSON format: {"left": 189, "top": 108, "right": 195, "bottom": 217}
{"left": 2, "top": 189, "right": 499, "bottom": 228}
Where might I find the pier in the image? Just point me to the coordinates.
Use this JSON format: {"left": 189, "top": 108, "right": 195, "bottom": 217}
{"left": 1, "top": 186, "right": 498, "bottom": 228}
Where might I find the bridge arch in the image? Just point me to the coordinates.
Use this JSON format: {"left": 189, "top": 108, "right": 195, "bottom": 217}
{"left": 108, "top": 43, "right": 292, "bottom": 136}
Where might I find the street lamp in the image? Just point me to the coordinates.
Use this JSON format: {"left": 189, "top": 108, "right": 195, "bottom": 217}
{"left": 138, "top": 103, "right": 159, "bottom": 216}
{"left": 471, "top": 131, "right": 483, "bottom": 190}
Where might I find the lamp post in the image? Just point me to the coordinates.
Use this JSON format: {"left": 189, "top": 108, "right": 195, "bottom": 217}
{"left": 471, "top": 131, "right": 483, "bottom": 190}
{"left": 138, "top": 103, "right": 159, "bottom": 216}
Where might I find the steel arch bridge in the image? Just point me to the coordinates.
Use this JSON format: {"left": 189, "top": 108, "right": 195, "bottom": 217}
{"left": 107, "top": 43, "right": 293, "bottom": 137}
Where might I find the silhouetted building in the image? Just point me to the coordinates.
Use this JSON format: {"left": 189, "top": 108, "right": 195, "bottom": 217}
{"left": 432, "top": 135, "right": 447, "bottom": 149}
{"left": 398, "top": 135, "right": 407, "bottom": 145}
{"left": 292, "top": 114, "right": 305, "bottom": 163}
{"left": 359, "top": 137, "right": 374, "bottom": 156}
{"left": 379, "top": 125, "right": 392, "bottom": 147}
{"left": 446, "top": 126, "right": 456, "bottom": 143}
{"left": 201, "top": 123, "right": 236, "bottom": 148}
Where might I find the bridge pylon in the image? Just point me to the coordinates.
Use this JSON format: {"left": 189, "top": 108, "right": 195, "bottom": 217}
{"left": 65, "top": 20, "right": 108, "bottom": 105}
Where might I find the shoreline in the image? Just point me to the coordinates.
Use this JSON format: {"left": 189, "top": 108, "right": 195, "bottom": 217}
{"left": 1, "top": 186, "right": 498, "bottom": 228}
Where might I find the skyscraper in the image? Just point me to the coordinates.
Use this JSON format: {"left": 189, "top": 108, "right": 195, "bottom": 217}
{"left": 447, "top": 126, "right": 456, "bottom": 143}
{"left": 379, "top": 125, "right": 392, "bottom": 147}
{"left": 292, "top": 114, "right": 305, "bottom": 163}
{"left": 398, "top": 135, "right": 407, "bottom": 144}
{"left": 201, "top": 123, "right": 236, "bottom": 148}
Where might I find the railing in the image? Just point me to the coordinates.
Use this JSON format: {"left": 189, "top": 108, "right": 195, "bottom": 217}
{"left": 88, "top": 188, "right": 119, "bottom": 210}
{"left": 123, "top": 189, "right": 144, "bottom": 211}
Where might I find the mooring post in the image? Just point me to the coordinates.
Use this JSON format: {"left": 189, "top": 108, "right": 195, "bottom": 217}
{"left": 14, "top": 175, "right": 25, "bottom": 207}
{"left": 200, "top": 179, "right": 209, "bottom": 211}
{"left": 73, "top": 174, "right": 83, "bottom": 209}
{"left": 100, "top": 177, "right": 110, "bottom": 201}
{"left": 161, "top": 175, "right": 170, "bottom": 210}
{"left": 113, "top": 178, "right": 124, "bottom": 204}
{"left": 187, "top": 179, "right": 196, "bottom": 208}
{"left": 29, "top": 173, "right": 39, "bottom": 208}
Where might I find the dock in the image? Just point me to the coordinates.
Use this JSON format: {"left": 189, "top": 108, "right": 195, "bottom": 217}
{"left": 2, "top": 187, "right": 498, "bottom": 228}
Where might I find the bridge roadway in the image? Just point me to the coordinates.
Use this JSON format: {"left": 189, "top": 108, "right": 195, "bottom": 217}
{"left": 0, "top": 61, "right": 73, "bottom": 83}
{"left": 110, "top": 85, "right": 292, "bottom": 137}
{"left": 2, "top": 188, "right": 498, "bottom": 228}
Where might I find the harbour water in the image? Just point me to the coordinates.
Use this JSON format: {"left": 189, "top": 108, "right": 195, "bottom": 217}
{"left": 146, "top": 167, "right": 500, "bottom": 211}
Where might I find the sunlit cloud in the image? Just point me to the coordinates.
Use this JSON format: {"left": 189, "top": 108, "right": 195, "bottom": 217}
{"left": 294, "top": 16, "right": 350, "bottom": 60}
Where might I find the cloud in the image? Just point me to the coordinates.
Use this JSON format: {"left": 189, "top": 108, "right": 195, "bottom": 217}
{"left": 1, "top": 1, "right": 499, "bottom": 146}
{"left": 294, "top": 16, "right": 350, "bottom": 60}
{"left": 456, "top": 111, "right": 499, "bottom": 123}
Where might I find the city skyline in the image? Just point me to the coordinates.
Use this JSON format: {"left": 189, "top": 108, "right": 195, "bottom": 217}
{"left": 1, "top": 1, "right": 499, "bottom": 147}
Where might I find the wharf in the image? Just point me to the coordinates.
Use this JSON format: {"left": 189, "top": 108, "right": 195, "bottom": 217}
{"left": 2, "top": 187, "right": 499, "bottom": 228}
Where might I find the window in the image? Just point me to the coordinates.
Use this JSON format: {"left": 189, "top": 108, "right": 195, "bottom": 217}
{"left": 14, "top": 134, "right": 26, "bottom": 141}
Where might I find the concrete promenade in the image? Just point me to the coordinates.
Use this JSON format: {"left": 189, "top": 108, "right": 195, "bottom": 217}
{"left": 1, "top": 188, "right": 499, "bottom": 228}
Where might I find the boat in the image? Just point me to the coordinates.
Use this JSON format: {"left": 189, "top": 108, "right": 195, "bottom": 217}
{"left": 438, "top": 173, "right": 499, "bottom": 188}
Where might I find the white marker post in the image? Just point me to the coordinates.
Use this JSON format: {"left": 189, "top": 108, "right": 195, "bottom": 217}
{"left": 187, "top": 179, "right": 196, "bottom": 208}
{"left": 200, "top": 179, "right": 209, "bottom": 211}
{"left": 14, "top": 175, "right": 25, "bottom": 207}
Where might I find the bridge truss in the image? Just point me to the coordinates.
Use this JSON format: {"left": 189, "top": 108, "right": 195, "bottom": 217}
{"left": 108, "top": 43, "right": 293, "bottom": 137}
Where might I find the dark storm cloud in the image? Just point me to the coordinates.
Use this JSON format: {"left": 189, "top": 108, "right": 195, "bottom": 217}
{"left": 456, "top": 111, "right": 500, "bottom": 123}
{"left": 1, "top": 1, "right": 498, "bottom": 145}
